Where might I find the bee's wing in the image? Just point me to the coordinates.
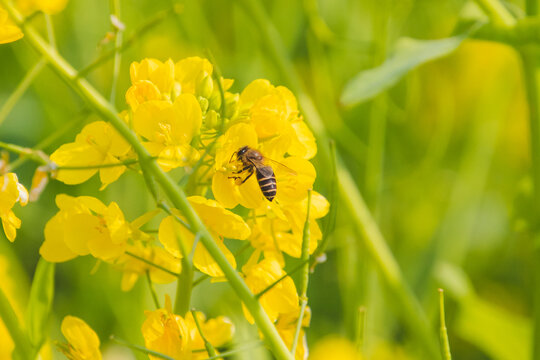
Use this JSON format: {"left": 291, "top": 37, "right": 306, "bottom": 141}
{"left": 264, "top": 158, "right": 297, "bottom": 176}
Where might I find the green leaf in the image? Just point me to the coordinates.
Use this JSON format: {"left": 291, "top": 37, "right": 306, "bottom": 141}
{"left": 456, "top": 295, "right": 531, "bottom": 360}
{"left": 25, "top": 258, "right": 55, "bottom": 352}
{"left": 340, "top": 35, "right": 467, "bottom": 107}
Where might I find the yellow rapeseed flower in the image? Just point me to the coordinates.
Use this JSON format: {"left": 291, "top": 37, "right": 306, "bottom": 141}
{"left": 142, "top": 296, "right": 192, "bottom": 360}
{"left": 276, "top": 306, "right": 311, "bottom": 360}
{"left": 0, "top": 7, "right": 23, "bottom": 44}
{"left": 238, "top": 79, "right": 316, "bottom": 159}
{"left": 58, "top": 316, "right": 101, "bottom": 360}
{"left": 115, "top": 243, "right": 181, "bottom": 291}
{"left": 158, "top": 196, "right": 249, "bottom": 277}
{"left": 50, "top": 121, "right": 131, "bottom": 189}
{"left": 250, "top": 191, "right": 329, "bottom": 258}
{"left": 175, "top": 57, "right": 213, "bottom": 95}
{"left": 130, "top": 58, "right": 175, "bottom": 97}
{"left": 212, "top": 123, "right": 316, "bottom": 209}
{"left": 133, "top": 94, "right": 201, "bottom": 171}
{"left": 242, "top": 257, "right": 298, "bottom": 323}
{"left": 0, "top": 173, "right": 28, "bottom": 242}
{"left": 186, "top": 311, "right": 234, "bottom": 359}
{"left": 40, "top": 195, "right": 131, "bottom": 262}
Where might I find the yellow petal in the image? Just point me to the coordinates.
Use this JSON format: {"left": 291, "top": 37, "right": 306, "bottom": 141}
{"left": 212, "top": 172, "right": 239, "bottom": 209}
{"left": 193, "top": 239, "right": 236, "bottom": 277}
{"left": 249, "top": 92, "right": 289, "bottom": 138}
{"left": 62, "top": 213, "right": 97, "bottom": 256}
{"left": 1, "top": 211, "right": 20, "bottom": 242}
{"left": 130, "top": 58, "right": 175, "bottom": 95}
{"left": 188, "top": 196, "right": 251, "bottom": 239}
{"left": 61, "top": 316, "right": 101, "bottom": 360}
{"left": 126, "top": 80, "right": 162, "bottom": 110}
{"left": 158, "top": 215, "right": 190, "bottom": 258}
{"left": 40, "top": 213, "right": 77, "bottom": 262}
{"left": 239, "top": 79, "right": 273, "bottom": 107}
{"left": 171, "top": 93, "right": 202, "bottom": 142}
{"left": 0, "top": 8, "right": 23, "bottom": 44}
{"left": 275, "top": 157, "right": 315, "bottom": 204}
{"left": 34, "top": 0, "right": 69, "bottom": 14}
{"left": 51, "top": 142, "right": 101, "bottom": 184}
{"left": 288, "top": 121, "right": 317, "bottom": 159}
{"left": 175, "top": 57, "right": 213, "bottom": 95}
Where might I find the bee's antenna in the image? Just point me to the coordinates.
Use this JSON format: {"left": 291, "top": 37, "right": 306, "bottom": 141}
{"left": 228, "top": 151, "right": 237, "bottom": 163}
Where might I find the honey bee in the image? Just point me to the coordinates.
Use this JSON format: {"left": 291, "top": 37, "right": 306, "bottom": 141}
{"left": 229, "top": 146, "right": 294, "bottom": 202}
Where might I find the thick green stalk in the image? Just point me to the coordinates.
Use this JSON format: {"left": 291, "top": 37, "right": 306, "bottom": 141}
{"left": 0, "top": 287, "right": 31, "bottom": 360}
{"left": 521, "top": 48, "right": 540, "bottom": 360}
{"left": 521, "top": 3, "right": 540, "bottom": 358}
{"left": 233, "top": 0, "right": 440, "bottom": 356}
{"left": 173, "top": 228, "right": 193, "bottom": 316}
{"left": 2, "top": 3, "right": 292, "bottom": 358}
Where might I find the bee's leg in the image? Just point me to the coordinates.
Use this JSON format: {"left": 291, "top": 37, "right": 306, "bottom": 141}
{"left": 231, "top": 165, "right": 252, "bottom": 174}
{"left": 239, "top": 168, "right": 254, "bottom": 184}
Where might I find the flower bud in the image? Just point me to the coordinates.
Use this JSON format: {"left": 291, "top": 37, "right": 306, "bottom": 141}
{"left": 198, "top": 96, "right": 209, "bottom": 113}
{"left": 209, "top": 91, "right": 222, "bottom": 112}
{"left": 224, "top": 93, "right": 239, "bottom": 119}
{"left": 196, "top": 74, "right": 214, "bottom": 99}
{"left": 205, "top": 110, "right": 220, "bottom": 129}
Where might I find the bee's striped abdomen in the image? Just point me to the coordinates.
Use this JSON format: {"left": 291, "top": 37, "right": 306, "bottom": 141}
{"left": 256, "top": 168, "right": 277, "bottom": 201}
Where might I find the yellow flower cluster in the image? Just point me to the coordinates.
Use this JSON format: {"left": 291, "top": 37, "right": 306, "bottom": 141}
{"left": 141, "top": 296, "right": 234, "bottom": 360}
{"left": 41, "top": 56, "right": 328, "bottom": 359}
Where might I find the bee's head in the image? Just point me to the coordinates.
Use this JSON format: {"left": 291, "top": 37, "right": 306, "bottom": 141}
{"left": 237, "top": 146, "right": 249, "bottom": 156}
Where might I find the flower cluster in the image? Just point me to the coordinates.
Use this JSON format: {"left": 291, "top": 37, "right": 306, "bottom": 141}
{"left": 33, "top": 56, "right": 329, "bottom": 359}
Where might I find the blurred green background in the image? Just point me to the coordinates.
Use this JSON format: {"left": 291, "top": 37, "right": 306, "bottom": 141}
{"left": 0, "top": 0, "right": 536, "bottom": 359}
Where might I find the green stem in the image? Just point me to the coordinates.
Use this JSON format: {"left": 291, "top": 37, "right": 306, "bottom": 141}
{"left": 355, "top": 306, "right": 366, "bottom": 354}
{"left": 0, "top": 141, "right": 48, "bottom": 166}
{"left": 191, "top": 309, "right": 217, "bottom": 357}
{"left": 234, "top": 0, "right": 439, "bottom": 356}
{"left": 291, "top": 190, "right": 312, "bottom": 355}
{"left": 310, "top": 140, "right": 337, "bottom": 268}
{"left": 109, "top": 0, "right": 123, "bottom": 104}
{"left": 173, "top": 228, "right": 193, "bottom": 316}
{"left": 124, "top": 251, "right": 179, "bottom": 277}
{"left": 0, "top": 287, "right": 31, "bottom": 360}
{"left": 520, "top": 48, "right": 540, "bottom": 360}
{"left": 0, "top": 58, "right": 46, "bottom": 127}
{"left": 473, "top": 0, "right": 516, "bottom": 27}
{"left": 44, "top": 14, "right": 56, "bottom": 49}
{"left": 111, "top": 336, "right": 176, "bottom": 360}
{"left": 298, "top": 190, "right": 312, "bottom": 296}
{"left": 57, "top": 158, "right": 141, "bottom": 170}
{"left": 145, "top": 271, "right": 161, "bottom": 309}
{"left": 438, "top": 289, "right": 452, "bottom": 360}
